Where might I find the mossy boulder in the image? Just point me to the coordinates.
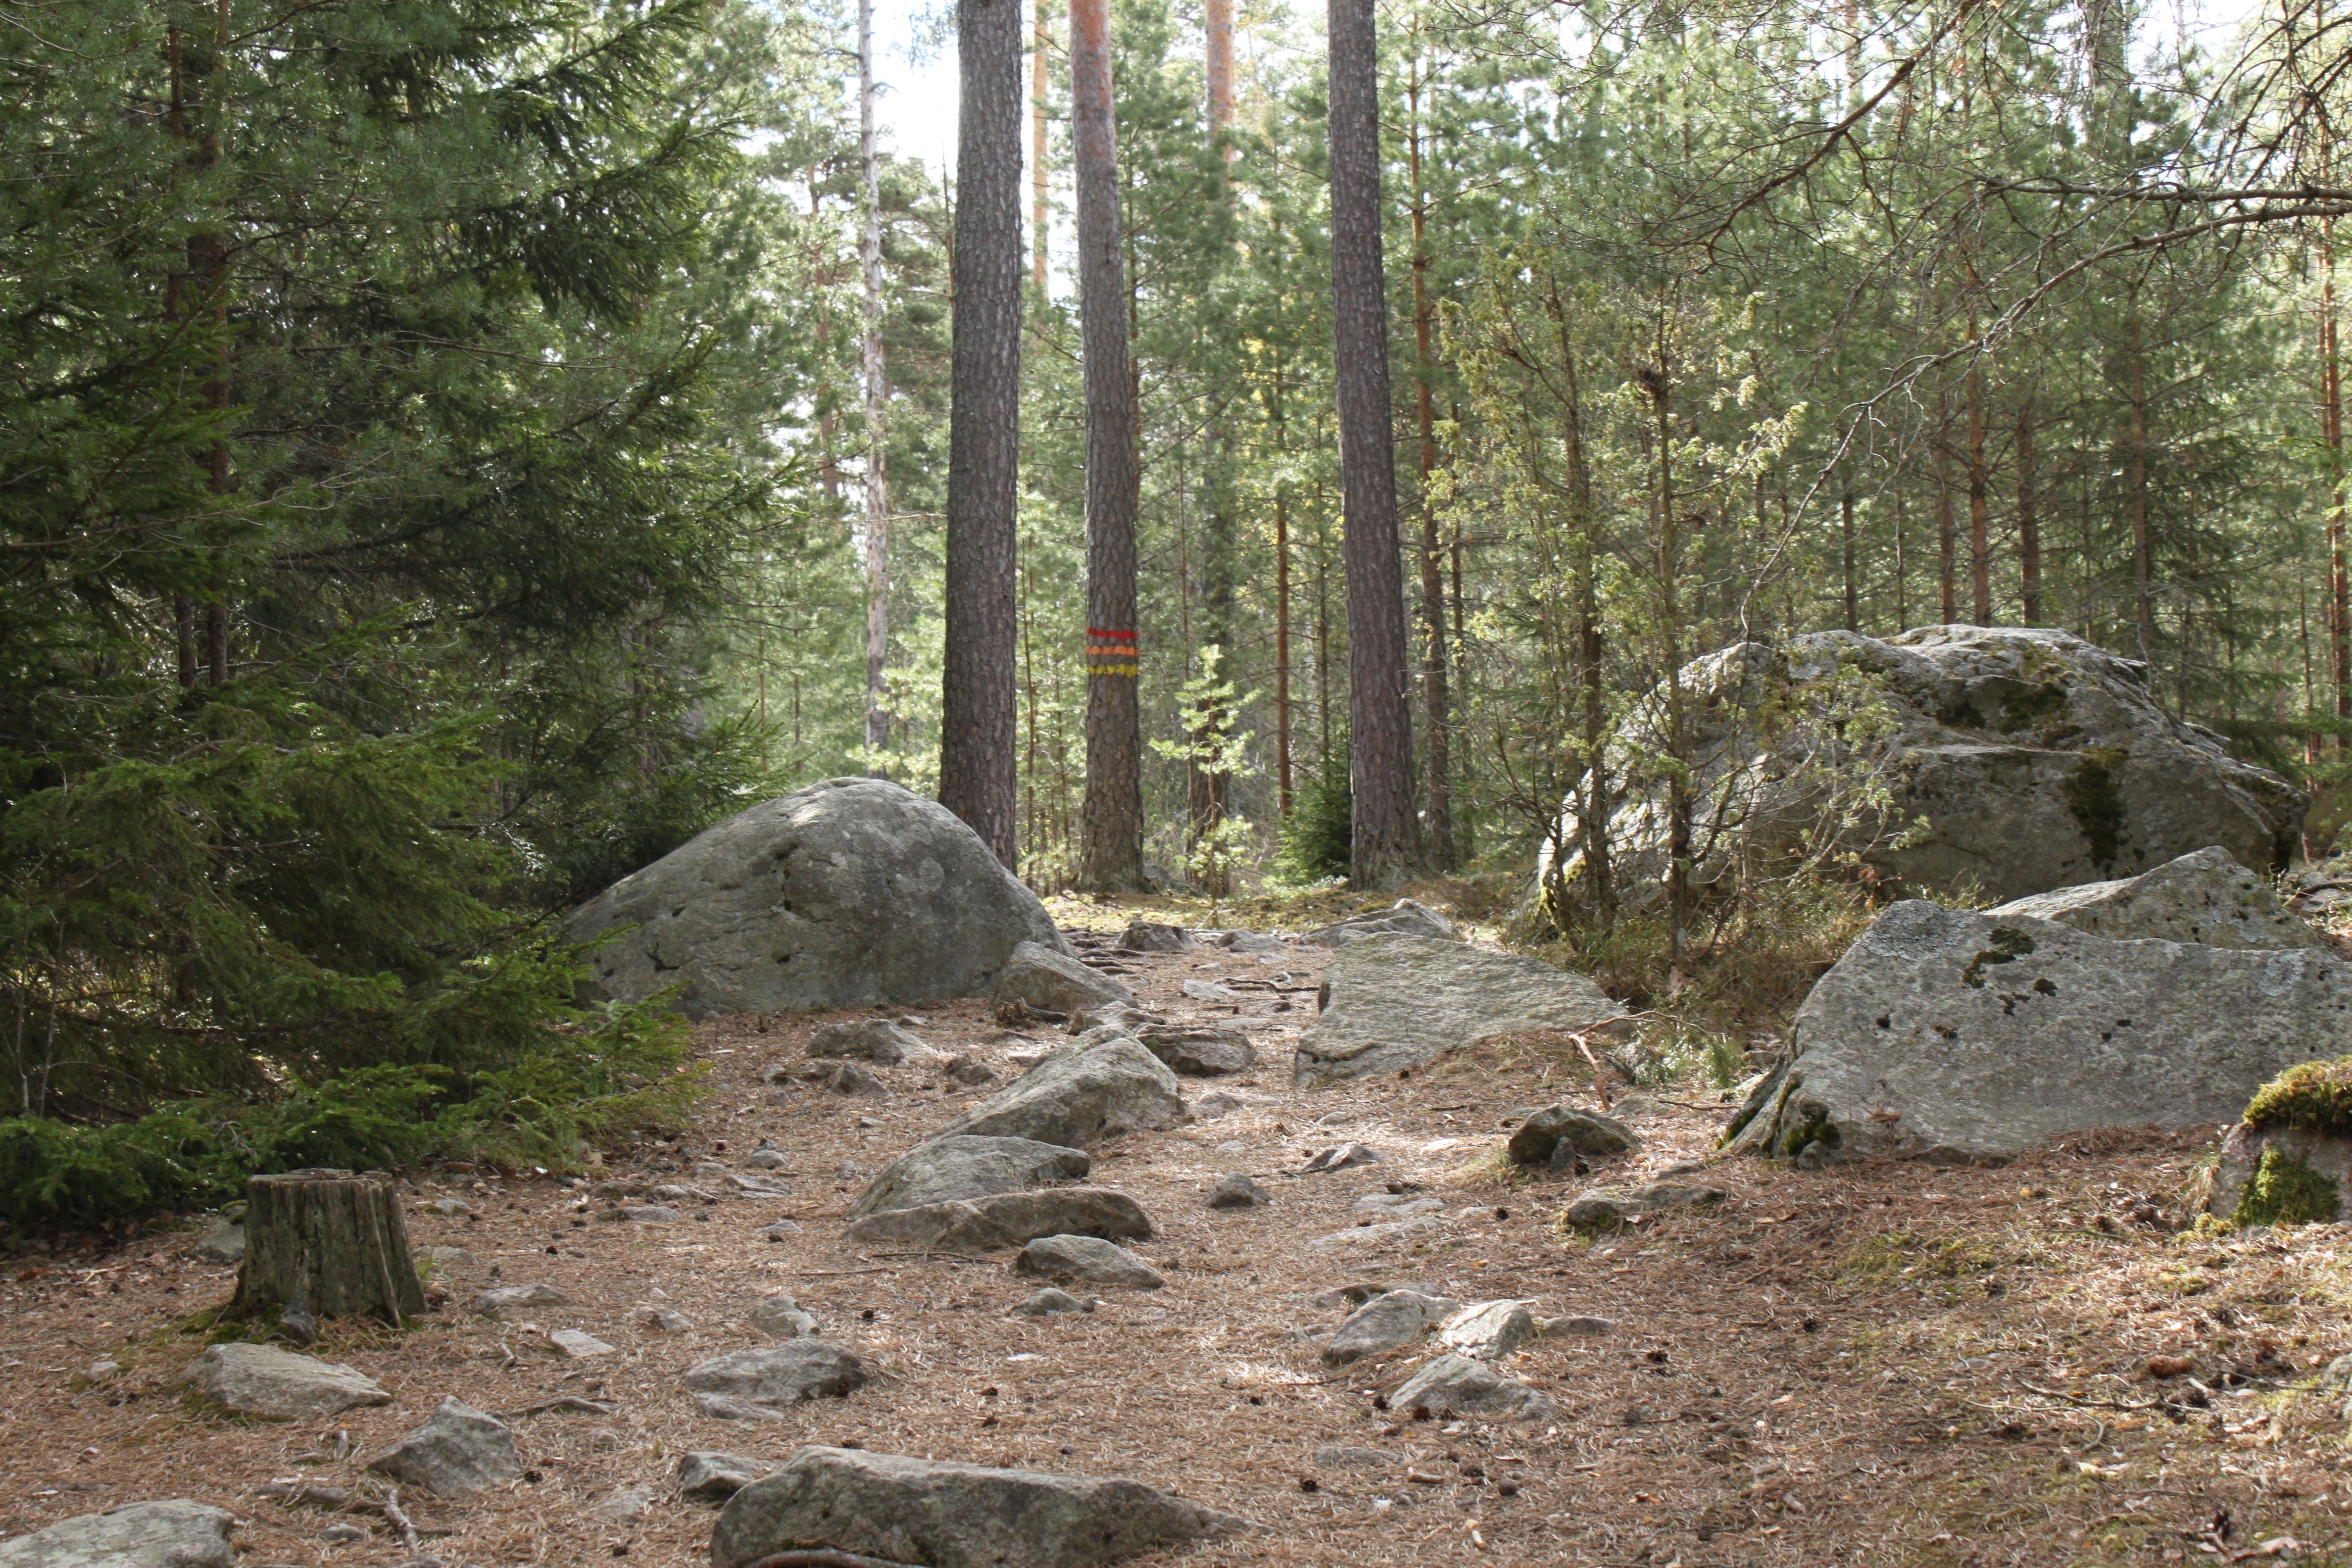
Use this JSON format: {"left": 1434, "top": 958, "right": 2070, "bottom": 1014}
{"left": 2208, "top": 1057, "right": 2352, "bottom": 1226}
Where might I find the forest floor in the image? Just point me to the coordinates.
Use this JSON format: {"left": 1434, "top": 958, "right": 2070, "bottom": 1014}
{"left": 4, "top": 897, "right": 2351, "bottom": 1568}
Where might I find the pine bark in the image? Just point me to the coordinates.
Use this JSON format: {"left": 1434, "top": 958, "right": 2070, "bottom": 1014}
{"left": 1407, "top": 62, "right": 1454, "bottom": 873}
{"left": 1072, "top": 0, "right": 1145, "bottom": 892}
{"left": 1326, "top": 0, "right": 1422, "bottom": 890}
{"left": 1032, "top": 3, "right": 1051, "bottom": 292}
{"left": 860, "top": 0, "right": 893, "bottom": 766}
{"left": 939, "top": 0, "right": 1024, "bottom": 866}
{"left": 233, "top": 1171, "right": 426, "bottom": 1327}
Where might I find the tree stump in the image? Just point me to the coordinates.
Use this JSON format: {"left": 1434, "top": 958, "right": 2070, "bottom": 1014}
{"left": 232, "top": 1169, "right": 426, "bottom": 1327}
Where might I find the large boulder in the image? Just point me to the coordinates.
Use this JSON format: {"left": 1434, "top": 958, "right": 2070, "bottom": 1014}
{"left": 840, "top": 1188, "right": 1154, "bottom": 1252}
{"left": 1295, "top": 934, "right": 1619, "bottom": 1086}
{"left": 564, "top": 778, "right": 1067, "bottom": 1018}
{"left": 993, "top": 941, "right": 1134, "bottom": 1016}
{"left": 710, "top": 1446, "right": 1244, "bottom": 1568}
{"left": 931, "top": 1038, "right": 1185, "bottom": 1148}
{"left": 1988, "top": 846, "right": 2325, "bottom": 952}
{"left": 1540, "top": 626, "right": 2306, "bottom": 917}
{"left": 0, "top": 1502, "right": 237, "bottom": 1568}
{"left": 848, "top": 1135, "right": 1093, "bottom": 1218}
{"left": 2205, "top": 1059, "right": 2352, "bottom": 1226}
{"left": 1729, "top": 899, "right": 2352, "bottom": 1165}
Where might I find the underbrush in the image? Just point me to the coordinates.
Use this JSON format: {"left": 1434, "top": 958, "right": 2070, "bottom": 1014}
{"left": 0, "top": 988, "right": 699, "bottom": 1239}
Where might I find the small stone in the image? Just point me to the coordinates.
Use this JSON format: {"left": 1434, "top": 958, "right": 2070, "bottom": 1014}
{"left": 322, "top": 1521, "right": 368, "bottom": 1543}
{"left": 591, "top": 1483, "right": 658, "bottom": 1521}
{"left": 613, "top": 1204, "right": 682, "bottom": 1224}
{"left": 1180, "top": 978, "right": 1238, "bottom": 1001}
{"left": 1121, "top": 920, "right": 1196, "bottom": 953}
{"left": 942, "top": 1055, "right": 1000, "bottom": 1087}
{"left": 188, "top": 1219, "right": 245, "bottom": 1265}
{"left": 637, "top": 1305, "right": 694, "bottom": 1332}
{"left": 1548, "top": 1315, "right": 1617, "bottom": 1337}
{"left": 83, "top": 1358, "right": 125, "bottom": 1384}
{"left": 1388, "top": 1354, "right": 1557, "bottom": 1422}
{"left": 1206, "top": 1173, "right": 1271, "bottom": 1210}
{"left": 1436, "top": 1300, "right": 1539, "bottom": 1362}
{"left": 811, "top": 1062, "right": 888, "bottom": 1096}
{"left": 471, "top": 1283, "right": 570, "bottom": 1319}
{"left": 749, "top": 1292, "right": 818, "bottom": 1339}
{"left": 1506, "top": 1105, "right": 1639, "bottom": 1168}
{"left": 1012, "top": 1234, "right": 1167, "bottom": 1290}
{"left": 1298, "top": 1142, "right": 1381, "bottom": 1174}
{"left": 0, "top": 1501, "right": 239, "bottom": 1568}
{"left": 683, "top": 1342, "right": 870, "bottom": 1421}
{"left": 1562, "top": 1181, "right": 1724, "bottom": 1228}
{"left": 742, "top": 1148, "right": 791, "bottom": 1171}
{"left": 678, "top": 1450, "right": 773, "bottom": 1501}
{"left": 418, "top": 1245, "right": 478, "bottom": 1274}
{"left": 423, "top": 1197, "right": 473, "bottom": 1217}
{"left": 185, "top": 1343, "right": 393, "bottom": 1420}
{"left": 549, "top": 1329, "right": 615, "bottom": 1359}
{"left": 757, "top": 1220, "right": 803, "bottom": 1241}
{"left": 1315, "top": 1111, "right": 1352, "bottom": 1127}
{"left": 1011, "top": 1288, "right": 1096, "bottom": 1317}
{"left": 1194, "top": 1092, "right": 1248, "bottom": 1120}
{"left": 1322, "top": 1291, "right": 1459, "bottom": 1368}
{"left": 365, "top": 1396, "right": 521, "bottom": 1497}
{"left": 808, "top": 1018, "right": 931, "bottom": 1066}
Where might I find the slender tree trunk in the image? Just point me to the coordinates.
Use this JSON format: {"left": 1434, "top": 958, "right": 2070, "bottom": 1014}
{"left": 191, "top": 0, "right": 232, "bottom": 687}
{"left": 1205, "top": 0, "right": 1234, "bottom": 161}
{"left": 1966, "top": 357, "right": 1991, "bottom": 625}
{"left": 2127, "top": 302, "right": 2155, "bottom": 665}
{"left": 860, "top": 0, "right": 893, "bottom": 767}
{"left": 168, "top": 24, "right": 199, "bottom": 692}
{"left": 2327, "top": 230, "right": 2350, "bottom": 730}
{"left": 1650, "top": 353, "right": 1688, "bottom": 973}
{"left": 1407, "top": 57, "right": 1454, "bottom": 872}
{"left": 1275, "top": 486, "right": 1293, "bottom": 819}
{"left": 1326, "top": 0, "right": 1421, "bottom": 889}
{"left": 2017, "top": 392, "right": 2041, "bottom": 625}
{"left": 1072, "top": 0, "right": 1144, "bottom": 892}
{"left": 939, "top": 0, "right": 1024, "bottom": 865}
{"left": 1934, "top": 405, "right": 1958, "bottom": 623}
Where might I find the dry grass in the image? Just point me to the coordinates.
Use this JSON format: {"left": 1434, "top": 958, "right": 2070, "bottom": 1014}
{"left": 4, "top": 909, "right": 2350, "bottom": 1567}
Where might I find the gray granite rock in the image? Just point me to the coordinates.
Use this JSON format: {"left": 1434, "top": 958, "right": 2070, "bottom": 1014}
{"left": 683, "top": 1343, "right": 870, "bottom": 1421}
{"left": 565, "top": 778, "right": 1067, "bottom": 1018}
{"left": 1297, "top": 936, "right": 1619, "bottom": 1086}
{"left": 1206, "top": 1173, "right": 1270, "bottom": 1210}
{"left": 1121, "top": 921, "right": 1196, "bottom": 953}
{"left": 1562, "top": 1181, "right": 1725, "bottom": 1227}
{"left": 1436, "top": 1300, "right": 1539, "bottom": 1362}
{"left": 930, "top": 1037, "right": 1185, "bottom": 1149}
{"left": 0, "top": 1501, "right": 237, "bottom": 1568}
{"left": 811, "top": 1061, "right": 887, "bottom": 1096}
{"left": 995, "top": 941, "right": 1134, "bottom": 1016}
{"left": 1988, "top": 846, "right": 2324, "bottom": 951}
{"left": 749, "top": 1292, "right": 818, "bottom": 1338}
{"left": 842, "top": 1188, "right": 1154, "bottom": 1253}
{"left": 1540, "top": 627, "right": 2305, "bottom": 916}
{"left": 1307, "top": 899, "right": 1458, "bottom": 949}
{"left": 471, "top": 1282, "right": 570, "bottom": 1319}
{"left": 1389, "top": 1354, "right": 1557, "bottom": 1422}
{"left": 1727, "top": 899, "right": 2352, "bottom": 1164}
{"left": 1506, "top": 1106, "right": 1637, "bottom": 1170}
{"left": 185, "top": 1343, "right": 392, "bottom": 1420}
{"left": 849, "top": 1135, "right": 1093, "bottom": 1218}
{"left": 1011, "top": 1234, "right": 1166, "bottom": 1290}
{"left": 809, "top": 1018, "right": 936, "bottom": 1065}
{"left": 1548, "top": 1315, "right": 1617, "bottom": 1336}
{"left": 709, "top": 1446, "right": 1245, "bottom": 1568}
{"left": 548, "top": 1328, "right": 614, "bottom": 1358}
{"left": 1011, "top": 1288, "right": 1095, "bottom": 1316}
{"left": 941, "top": 1055, "right": 1000, "bottom": 1087}
{"left": 187, "top": 1219, "right": 244, "bottom": 1265}
{"left": 1135, "top": 1026, "right": 1258, "bottom": 1077}
{"left": 365, "top": 1396, "right": 520, "bottom": 1496}
{"left": 678, "top": 1450, "right": 774, "bottom": 1501}
{"left": 1321, "top": 1290, "right": 1459, "bottom": 1368}
{"left": 1298, "top": 1142, "right": 1381, "bottom": 1174}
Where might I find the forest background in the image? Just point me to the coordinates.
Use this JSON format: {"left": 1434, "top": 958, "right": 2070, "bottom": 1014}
{"left": 5, "top": 0, "right": 2347, "bottom": 1227}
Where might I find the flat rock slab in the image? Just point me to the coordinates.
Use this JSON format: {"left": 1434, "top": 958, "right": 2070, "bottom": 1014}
{"left": 1297, "top": 935, "right": 1619, "bottom": 1086}
{"left": 842, "top": 1188, "right": 1154, "bottom": 1253}
{"left": 1308, "top": 898, "right": 1457, "bottom": 948}
{"left": 1989, "top": 845, "right": 2325, "bottom": 951}
{"left": 366, "top": 1396, "right": 520, "bottom": 1497}
{"left": 1012, "top": 1234, "right": 1166, "bottom": 1289}
{"left": 850, "top": 1135, "right": 1092, "bottom": 1218}
{"left": 1563, "top": 1182, "right": 1725, "bottom": 1227}
{"left": 679, "top": 1450, "right": 775, "bottom": 1501}
{"left": 549, "top": 1329, "right": 615, "bottom": 1358}
{"left": 931, "top": 1037, "right": 1185, "bottom": 1150}
{"left": 1507, "top": 1106, "right": 1637, "bottom": 1169}
{"left": 1012, "top": 1288, "right": 1095, "bottom": 1316}
{"left": 186, "top": 1342, "right": 392, "bottom": 1419}
{"left": 1298, "top": 1142, "right": 1381, "bottom": 1173}
{"left": 1728, "top": 899, "right": 2352, "bottom": 1164}
{"left": 995, "top": 941, "right": 1134, "bottom": 1015}
{"left": 710, "top": 1445, "right": 1246, "bottom": 1568}
{"left": 1135, "top": 1026, "right": 1258, "bottom": 1076}
{"left": 0, "top": 1501, "right": 238, "bottom": 1568}
{"left": 1322, "top": 1290, "right": 1459, "bottom": 1368}
{"left": 1389, "top": 1354, "right": 1557, "bottom": 1422}
{"left": 684, "top": 1342, "right": 870, "bottom": 1421}
{"left": 809, "top": 1019, "right": 936, "bottom": 1064}
{"left": 565, "top": 778, "right": 1067, "bottom": 1018}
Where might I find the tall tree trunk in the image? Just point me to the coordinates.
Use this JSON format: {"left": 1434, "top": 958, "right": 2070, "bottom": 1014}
{"left": 1966, "top": 356, "right": 1991, "bottom": 625}
{"left": 860, "top": 0, "right": 893, "bottom": 768}
{"left": 2127, "top": 301, "right": 2156, "bottom": 665}
{"left": 168, "top": 23, "right": 199, "bottom": 691}
{"left": 1407, "top": 55, "right": 1454, "bottom": 872}
{"left": 2327, "top": 228, "right": 2350, "bottom": 732}
{"left": 1072, "top": 0, "right": 1144, "bottom": 892}
{"left": 1326, "top": 0, "right": 1421, "bottom": 889}
{"left": 939, "top": 0, "right": 1024, "bottom": 866}
{"left": 1032, "top": 1, "right": 1051, "bottom": 292}
{"left": 190, "top": 0, "right": 232, "bottom": 687}
{"left": 1934, "top": 405, "right": 1958, "bottom": 623}
{"left": 1275, "top": 486, "right": 1293, "bottom": 819}
{"left": 1205, "top": 0, "right": 1234, "bottom": 159}
{"left": 2017, "top": 392, "right": 2041, "bottom": 625}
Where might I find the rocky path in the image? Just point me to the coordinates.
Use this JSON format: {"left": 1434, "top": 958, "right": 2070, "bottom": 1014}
{"left": 3, "top": 907, "right": 2346, "bottom": 1566}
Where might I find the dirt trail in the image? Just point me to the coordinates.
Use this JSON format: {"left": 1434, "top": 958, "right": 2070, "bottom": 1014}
{"left": 3, "top": 913, "right": 2349, "bottom": 1567}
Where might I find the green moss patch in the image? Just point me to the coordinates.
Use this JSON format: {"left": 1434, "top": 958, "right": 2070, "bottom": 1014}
{"left": 2244, "top": 1057, "right": 2352, "bottom": 1136}
{"left": 2232, "top": 1145, "right": 2341, "bottom": 1228}
{"left": 2061, "top": 745, "right": 2129, "bottom": 871}
{"left": 1961, "top": 926, "right": 2037, "bottom": 988}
